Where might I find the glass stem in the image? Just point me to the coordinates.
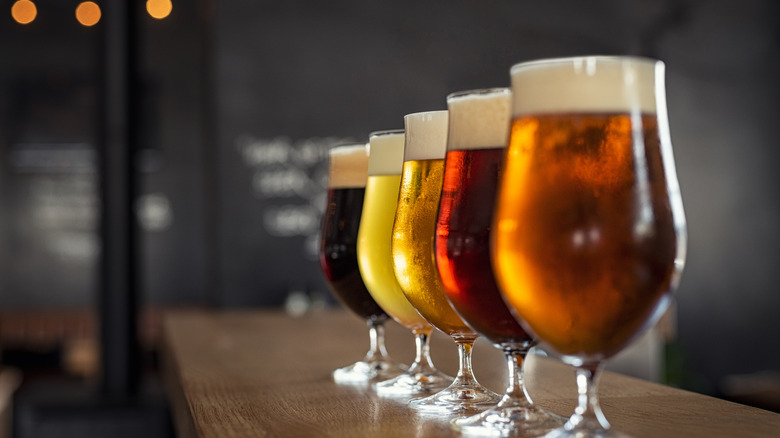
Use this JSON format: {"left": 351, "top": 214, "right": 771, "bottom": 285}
{"left": 408, "top": 328, "right": 435, "bottom": 373}
{"left": 454, "top": 339, "right": 478, "bottom": 385}
{"left": 569, "top": 363, "right": 610, "bottom": 431}
{"left": 365, "top": 319, "right": 389, "bottom": 361}
{"left": 498, "top": 348, "right": 532, "bottom": 408}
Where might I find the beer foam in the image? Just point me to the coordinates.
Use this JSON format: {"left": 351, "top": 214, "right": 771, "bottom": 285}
{"left": 510, "top": 56, "right": 661, "bottom": 116}
{"left": 447, "top": 88, "right": 512, "bottom": 150}
{"left": 367, "top": 130, "right": 405, "bottom": 176}
{"left": 403, "top": 111, "right": 448, "bottom": 161}
{"left": 328, "top": 143, "right": 369, "bottom": 188}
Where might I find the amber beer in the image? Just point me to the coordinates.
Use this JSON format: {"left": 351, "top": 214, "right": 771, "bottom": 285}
{"left": 493, "top": 58, "right": 683, "bottom": 361}
{"left": 392, "top": 111, "right": 477, "bottom": 341}
{"left": 435, "top": 88, "right": 531, "bottom": 348}
{"left": 319, "top": 144, "right": 387, "bottom": 321}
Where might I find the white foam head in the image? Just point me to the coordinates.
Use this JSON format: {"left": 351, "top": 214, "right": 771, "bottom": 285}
{"left": 367, "top": 130, "right": 405, "bottom": 176}
{"left": 328, "top": 143, "right": 369, "bottom": 188}
{"left": 446, "top": 88, "right": 512, "bottom": 150}
{"left": 403, "top": 111, "right": 448, "bottom": 161}
{"left": 510, "top": 56, "right": 661, "bottom": 116}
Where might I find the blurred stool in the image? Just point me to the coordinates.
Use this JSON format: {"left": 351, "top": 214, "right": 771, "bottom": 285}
{"left": 0, "top": 367, "right": 22, "bottom": 438}
{"left": 721, "top": 371, "right": 780, "bottom": 413}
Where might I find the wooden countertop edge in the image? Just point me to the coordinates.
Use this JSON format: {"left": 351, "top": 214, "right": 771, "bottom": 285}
{"left": 159, "top": 309, "right": 780, "bottom": 438}
{"left": 161, "top": 314, "right": 201, "bottom": 438}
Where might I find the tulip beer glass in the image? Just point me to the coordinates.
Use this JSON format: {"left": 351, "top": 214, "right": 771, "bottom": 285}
{"left": 392, "top": 111, "right": 499, "bottom": 414}
{"left": 320, "top": 144, "right": 406, "bottom": 383}
{"left": 437, "top": 89, "right": 563, "bottom": 435}
{"left": 357, "top": 130, "right": 452, "bottom": 396}
{"left": 492, "top": 56, "right": 687, "bottom": 437}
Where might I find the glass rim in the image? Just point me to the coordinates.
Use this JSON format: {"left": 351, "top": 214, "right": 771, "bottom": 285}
{"left": 328, "top": 142, "right": 366, "bottom": 154}
{"left": 510, "top": 55, "right": 661, "bottom": 75}
{"left": 446, "top": 87, "right": 511, "bottom": 102}
{"left": 368, "top": 129, "right": 404, "bottom": 138}
{"left": 403, "top": 109, "right": 448, "bottom": 119}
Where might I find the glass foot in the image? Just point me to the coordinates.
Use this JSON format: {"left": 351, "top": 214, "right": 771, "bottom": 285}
{"left": 333, "top": 358, "right": 407, "bottom": 385}
{"left": 542, "top": 424, "right": 633, "bottom": 438}
{"left": 452, "top": 403, "right": 565, "bottom": 437}
{"left": 409, "top": 381, "right": 500, "bottom": 415}
{"left": 375, "top": 368, "right": 453, "bottom": 397}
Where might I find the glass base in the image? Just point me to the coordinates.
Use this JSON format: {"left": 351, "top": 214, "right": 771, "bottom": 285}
{"left": 374, "top": 369, "right": 453, "bottom": 397}
{"left": 452, "top": 404, "right": 565, "bottom": 437}
{"left": 332, "top": 358, "right": 407, "bottom": 385}
{"left": 542, "top": 424, "right": 633, "bottom": 438}
{"left": 409, "top": 381, "right": 500, "bottom": 415}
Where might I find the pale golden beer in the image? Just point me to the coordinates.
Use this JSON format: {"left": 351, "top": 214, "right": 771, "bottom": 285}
{"left": 392, "top": 111, "right": 477, "bottom": 341}
{"left": 492, "top": 57, "right": 687, "bottom": 364}
{"left": 357, "top": 130, "right": 431, "bottom": 333}
{"left": 360, "top": 131, "right": 452, "bottom": 397}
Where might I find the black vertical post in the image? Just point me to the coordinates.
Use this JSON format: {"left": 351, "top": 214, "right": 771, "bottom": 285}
{"left": 200, "top": 0, "right": 221, "bottom": 308}
{"left": 98, "top": 0, "right": 139, "bottom": 398}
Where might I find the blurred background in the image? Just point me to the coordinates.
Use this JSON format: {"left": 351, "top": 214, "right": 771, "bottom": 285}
{"left": 1, "top": 0, "right": 779, "bottom": 436}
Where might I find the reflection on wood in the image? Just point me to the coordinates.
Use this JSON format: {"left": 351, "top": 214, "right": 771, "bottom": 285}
{"left": 162, "top": 310, "right": 780, "bottom": 438}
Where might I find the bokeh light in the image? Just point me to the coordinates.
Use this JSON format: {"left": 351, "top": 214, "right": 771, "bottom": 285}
{"left": 147, "top": 0, "right": 172, "bottom": 19}
{"left": 11, "top": 0, "right": 37, "bottom": 25}
{"left": 75, "top": 1, "right": 101, "bottom": 27}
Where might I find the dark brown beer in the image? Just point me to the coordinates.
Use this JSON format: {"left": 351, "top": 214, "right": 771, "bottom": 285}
{"left": 436, "top": 148, "right": 531, "bottom": 347}
{"left": 493, "top": 113, "right": 678, "bottom": 359}
{"left": 320, "top": 144, "right": 387, "bottom": 323}
{"left": 320, "top": 187, "right": 388, "bottom": 321}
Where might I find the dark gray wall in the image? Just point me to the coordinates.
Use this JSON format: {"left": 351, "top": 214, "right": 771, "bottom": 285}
{"left": 213, "top": 0, "right": 780, "bottom": 394}
{"left": 1, "top": 0, "right": 778, "bottom": 399}
{"left": 0, "top": 0, "right": 210, "bottom": 307}
{"left": 658, "top": 2, "right": 780, "bottom": 392}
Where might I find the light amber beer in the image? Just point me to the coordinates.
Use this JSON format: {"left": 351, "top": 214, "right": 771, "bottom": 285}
{"left": 493, "top": 57, "right": 686, "bottom": 362}
{"left": 392, "top": 111, "right": 477, "bottom": 342}
{"left": 357, "top": 130, "right": 431, "bottom": 333}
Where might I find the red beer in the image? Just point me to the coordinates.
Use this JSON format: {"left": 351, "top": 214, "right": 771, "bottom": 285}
{"left": 436, "top": 147, "right": 530, "bottom": 347}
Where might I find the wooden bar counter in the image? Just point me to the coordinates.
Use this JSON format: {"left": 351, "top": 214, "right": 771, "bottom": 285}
{"left": 162, "top": 310, "right": 780, "bottom": 437}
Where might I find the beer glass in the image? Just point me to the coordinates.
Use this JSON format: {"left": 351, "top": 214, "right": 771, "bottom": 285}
{"left": 357, "top": 130, "right": 452, "bottom": 396}
{"left": 392, "top": 111, "right": 499, "bottom": 414}
{"left": 436, "top": 89, "right": 563, "bottom": 435}
{"left": 492, "top": 56, "right": 687, "bottom": 437}
{"left": 320, "top": 144, "right": 406, "bottom": 384}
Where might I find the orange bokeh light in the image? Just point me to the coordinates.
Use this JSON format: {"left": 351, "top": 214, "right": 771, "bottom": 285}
{"left": 11, "top": 0, "right": 37, "bottom": 25}
{"left": 147, "top": 0, "right": 172, "bottom": 19}
{"left": 75, "top": 1, "right": 101, "bottom": 27}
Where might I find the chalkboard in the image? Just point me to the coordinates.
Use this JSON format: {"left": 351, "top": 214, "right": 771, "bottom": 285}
{"left": 211, "top": 0, "right": 618, "bottom": 308}
{"left": 220, "top": 134, "right": 351, "bottom": 308}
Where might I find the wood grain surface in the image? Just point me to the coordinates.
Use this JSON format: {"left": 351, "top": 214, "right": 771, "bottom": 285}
{"left": 162, "top": 310, "right": 780, "bottom": 438}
